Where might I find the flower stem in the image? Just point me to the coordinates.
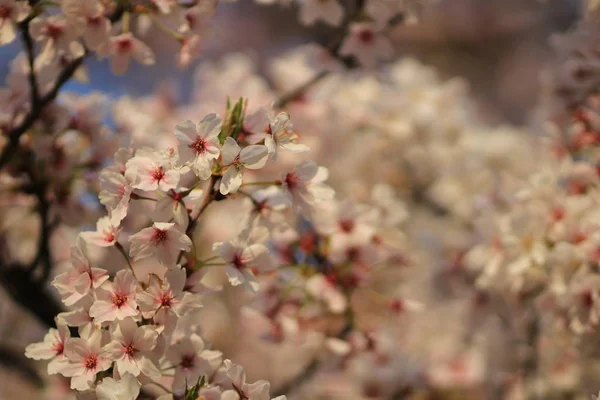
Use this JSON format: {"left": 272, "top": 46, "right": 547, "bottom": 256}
{"left": 147, "top": 380, "right": 172, "bottom": 394}
{"left": 115, "top": 242, "right": 138, "bottom": 281}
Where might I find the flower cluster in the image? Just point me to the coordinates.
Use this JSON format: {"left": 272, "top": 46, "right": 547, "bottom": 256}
{"left": 0, "top": 0, "right": 217, "bottom": 74}
{"left": 22, "top": 99, "right": 334, "bottom": 399}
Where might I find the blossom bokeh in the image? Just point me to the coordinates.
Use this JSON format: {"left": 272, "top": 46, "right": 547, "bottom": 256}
{"left": 3, "top": 0, "right": 600, "bottom": 400}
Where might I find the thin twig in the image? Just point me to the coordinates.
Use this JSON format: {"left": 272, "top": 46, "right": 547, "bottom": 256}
{"left": 274, "top": 70, "right": 329, "bottom": 109}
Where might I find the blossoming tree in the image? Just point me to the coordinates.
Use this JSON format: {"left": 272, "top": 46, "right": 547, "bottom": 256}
{"left": 3, "top": 0, "right": 600, "bottom": 399}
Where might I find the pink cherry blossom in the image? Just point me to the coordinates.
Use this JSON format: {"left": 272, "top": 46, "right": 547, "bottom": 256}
{"left": 80, "top": 216, "right": 120, "bottom": 247}
{"left": 29, "top": 15, "right": 84, "bottom": 65}
{"left": 52, "top": 237, "right": 109, "bottom": 306}
{"left": 128, "top": 222, "right": 192, "bottom": 266}
{"left": 280, "top": 160, "right": 334, "bottom": 217}
{"left": 88, "top": 270, "right": 141, "bottom": 324}
{"left": 223, "top": 360, "right": 287, "bottom": 400}
{"left": 167, "top": 333, "right": 222, "bottom": 394}
{"left": 125, "top": 151, "right": 180, "bottom": 192}
{"left": 61, "top": 0, "right": 111, "bottom": 50}
{"left": 95, "top": 373, "right": 141, "bottom": 400}
{"left": 99, "top": 170, "right": 134, "bottom": 226}
{"left": 213, "top": 229, "right": 275, "bottom": 292}
{"left": 263, "top": 112, "right": 309, "bottom": 160}
{"left": 103, "top": 318, "right": 160, "bottom": 378}
{"left": 96, "top": 33, "right": 155, "bottom": 75}
{"left": 175, "top": 113, "right": 221, "bottom": 180}
{"left": 25, "top": 318, "right": 71, "bottom": 375}
{"left": 137, "top": 267, "right": 203, "bottom": 329}
{"left": 220, "top": 138, "right": 269, "bottom": 195}
{"left": 61, "top": 328, "right": 112, "bottom": 391}
{"left": 338, "top": 22, "right": 393, "bottom": 67}
{"left": 0, "top": 0, "right": 30, "bottom": 45}
{"left": 178, "top": 34, "right": 203, "bottom": 69}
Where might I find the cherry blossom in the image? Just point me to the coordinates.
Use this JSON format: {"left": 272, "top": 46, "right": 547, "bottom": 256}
{"left": 175, "top": 113, "right": 222, "bottom": 180}
{"left": 99, "top": 170, "right": 134, "bottom": 226}
{"left": 223, "top": 360, "right": 287, "bottom": 400}
{"left": 0, "top": 0, "right": 30, "bottom": 46}
{"left": 25, "top": 318, "right": 70, "bottom": 375}
{"left": 95, "top": 373, "right": 141, "bottom": 400}
{"left": 264, "top": 112, "right": 309, "bottom": 160}
{"left": 96, "top": 33, "right": 155, "bottom": 75}
{"left": 88, "top": 270, "right": 141, "bottom": 324}
{"left": 80, "top": 216, "right": 120, "bottom": 247}
{"left": 103, "top": 318, "right": 161, "bottom": 378}
{"left": 153, "top": 186, "right": 204, "bottom": 230}
{"left": 137, "top": 266, "right": 203, "bottom": 329}
{"left": 128, "top": 222, "right": 192, "bottom": 266}
{"left": 29, "top": 15, "right": 84, "bottom": 65}
{"left": 220, "top": 138, "right": 269, "bottom": 194}
{"left": 280, "top": 160, "right": 334, "bottom": 216}
{"left": 125, "top": 150, "right": 180, "bottom": 192}
{"left": 52, "top": 237, "right": 109, "bottom": 306}
{"left": 61, "top": 0, "right": 111, "bottom": 51}
{"left": 167, "top": 333, "right": 223, "bottom": 394}
{"left": 61, "top": 328, "right": 112, "bottom": 390}
{"left": 213, "top": 229, "right": 275, "bottom": 292}
{"left": 338, "top": 23, "right": 393, "bottom": 67}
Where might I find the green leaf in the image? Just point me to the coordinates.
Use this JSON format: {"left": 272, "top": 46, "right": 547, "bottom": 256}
{"left": 184, "top": 375, "right": 206, "bottom": 400}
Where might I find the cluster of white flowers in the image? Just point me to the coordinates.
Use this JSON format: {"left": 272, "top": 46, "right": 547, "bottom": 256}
{"left": 0, "top": 0, "right": 216, "bottom": 73}
{"left": 10, "top": 1, "right": 600, "bottom": 399}
{"left": 21, "top": 98, "right": 340, "bottom": 399}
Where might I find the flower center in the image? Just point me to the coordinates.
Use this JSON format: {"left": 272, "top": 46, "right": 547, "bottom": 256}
{"left": 45, "top": 23, "right": 64, "bottom": 39}
{"left": 103, "top": 230, "right": 115, "bottom": 243}
{"left": 153, "top": 228, "right": 168, "bottom": 244}
{"left": 84, "top": 355, "right": 98, "bottom": 370}
{"left": 189, "top": 137, "right": 207, "bottom": 155}
{"left": 113, "top": 293, "right": 128, "bottom": 308}
{"left": 339, "top": 219, "right": 354, "bottom": 233}
{"left": 116, "top": 37, "right": 133, "bottom": 53}
{"left": 284, "top": 172, "right": 299, "bottom": 189}
{"left": 152, "top": 167, "right": 166, "bottom": 182}
{"left": 232, "top": 253, "right": 245, "bottom": 269}
{"left": 180, "top": 355, "right": 195, "bottom": 369}
{"left": 160, "top": 291, "right": 174, "bottom": 308}
{"left": 52, "top": 341, "right": 64, "bottom": 356}
{"left": 125, "top": 343, "right": 137, "bottom": 358}
{"left": 358, "top": 29, "right": 374, "bottom": 44}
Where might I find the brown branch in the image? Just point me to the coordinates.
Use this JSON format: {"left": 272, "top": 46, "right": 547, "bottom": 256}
{"left": 274, "top": 71, "right": 329, "bottom": 109}
{"left": 187, "top": 175, "right": 220, "bottom": 237}
{"left": 21, "top": 18, "right": 39, "bottom": 104}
